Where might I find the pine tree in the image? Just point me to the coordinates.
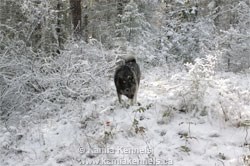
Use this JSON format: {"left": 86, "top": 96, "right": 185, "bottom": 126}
{"left": 115, "top": 0, "right": 150, "bottom": 44}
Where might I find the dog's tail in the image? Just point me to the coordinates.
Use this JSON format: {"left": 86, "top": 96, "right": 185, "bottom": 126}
{"left": 125, "top": 55, "right": 136, "bottom": 63}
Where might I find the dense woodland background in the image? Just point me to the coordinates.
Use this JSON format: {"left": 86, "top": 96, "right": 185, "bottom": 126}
{"left": 1, "top": 0, "right": 250, "bottom": 67}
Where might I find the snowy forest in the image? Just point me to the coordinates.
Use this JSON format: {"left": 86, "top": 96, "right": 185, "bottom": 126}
{"left": 1, "top": 0, "right": 250, "bottom": 165}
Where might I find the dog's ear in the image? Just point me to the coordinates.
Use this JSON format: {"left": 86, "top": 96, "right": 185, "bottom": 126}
{"left": 115, "top": 59, "right": 125, "bottom": 66}
{"left": 115, "top": 55, "right": 125, "bottom": 66}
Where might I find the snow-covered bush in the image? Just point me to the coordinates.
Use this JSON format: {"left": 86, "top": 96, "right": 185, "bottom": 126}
{"left": 0, "top": 39, "right": 115, "bottom": 120}
{"left": 54, "top": 40, "right": 115, "bottom": 101}
{"left": 176, "top": 52, "right": 250, "bottom": 124}
{"left": 180, "top": 53, "right": 217, "bottom": 113}
{"left": 0, "top": 39, "right": 35, "bottom": 117}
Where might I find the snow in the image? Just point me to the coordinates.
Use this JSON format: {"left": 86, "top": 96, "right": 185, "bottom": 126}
{"left": 1, "top": 0, "right": 250, "bottom": 165}
{"left": 1, "top": 65, "right": 249, "bottom": 166}
{"left": 208, "top": 1, "right": 216, "bottom": 10}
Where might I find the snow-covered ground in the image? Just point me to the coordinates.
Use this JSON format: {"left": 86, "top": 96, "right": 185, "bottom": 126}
{"left": 1, "top": 66, "right": 250, "bottom": 166}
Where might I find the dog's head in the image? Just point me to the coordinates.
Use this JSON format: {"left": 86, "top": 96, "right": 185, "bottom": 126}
{"left": 115, "top": 65, "right": 137, "bottom": 99}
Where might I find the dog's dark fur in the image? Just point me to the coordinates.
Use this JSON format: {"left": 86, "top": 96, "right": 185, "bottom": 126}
{"left": 114, "top": 56, "right": 141, "bottom": 105}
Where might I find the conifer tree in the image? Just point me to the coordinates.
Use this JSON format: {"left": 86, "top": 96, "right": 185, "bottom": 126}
{"left": 115, "top": 0, "right": 150, "bottom": 44}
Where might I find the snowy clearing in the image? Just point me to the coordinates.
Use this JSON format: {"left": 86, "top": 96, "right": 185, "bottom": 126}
{"left": 1, "top": 67, "right": 249, "bottom": 166}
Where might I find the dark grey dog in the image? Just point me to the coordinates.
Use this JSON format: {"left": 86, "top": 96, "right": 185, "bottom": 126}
{"left": 114, "top": 56, "right": 141, "bottom": 105}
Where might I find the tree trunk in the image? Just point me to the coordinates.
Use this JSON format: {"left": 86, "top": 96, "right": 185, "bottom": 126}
{"left": 56, "top": 0, "right": 63, "bottom": 54}
{"left": 117, "top": 0, "right": 123, "bottom": 17}
{"left": 116, "top": 0, "right": 130, "bottom": 19}
{"left": 83, "top": 14, "right": 88, "bottom": 42}
{"left": 70, "top": 0, "right": 82, "bottom": 39}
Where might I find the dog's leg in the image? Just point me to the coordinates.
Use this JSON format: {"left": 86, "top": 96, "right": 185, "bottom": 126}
{"left": 134, "top": 85, "right": 138, "bottom": 105}
{"left": 117, "top": 92, "right": 122, "bottom": 103}
{"left": 130, "top": 98, "right": 134, "bottom": 105}
{"left": 130, "top": 86, "right": 138, "bottom": 106}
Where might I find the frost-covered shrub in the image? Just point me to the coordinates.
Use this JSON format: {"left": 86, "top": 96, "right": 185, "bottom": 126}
{"left": 212, "top": 77, "right": 250, "bottom": 124}
{"left": 0, "top": 39, "right": 36, "bottom": 116}
{"left": 177, "top": 52, "right": 250, "bottom": 124}
{"left": 53, "top": 40, "right": 115, "bottom": 101}
{"left": 0, "top": 39, "right": 115, "bottom": 119}
{"left": 181, "top": 54, "right": 217, "bottom": 113}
